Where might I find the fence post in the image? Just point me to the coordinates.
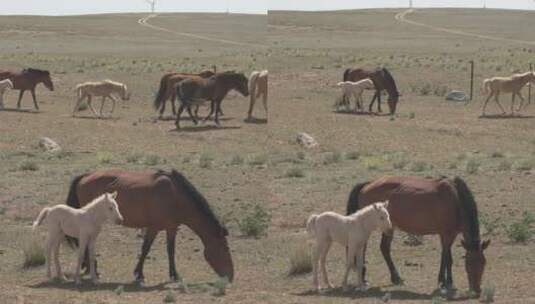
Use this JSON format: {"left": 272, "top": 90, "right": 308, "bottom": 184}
{"left": 469, "top": 60, "right": 474, "bottom": 102}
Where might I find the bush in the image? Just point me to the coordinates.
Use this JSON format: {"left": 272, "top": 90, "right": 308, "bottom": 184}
{"left": 323, "top": 151, "right": 342, "bottom": 165}
{"left": 97, "top": 152, "right": 113, "bottom": 164}
{"left": 465, "top": 158, "right": 481, "bottom": 174}
{"left": 514, "top": 158, "right": 534, "bottom": 172}
{"left": 361, "top": 155, "right": 385, "bottom": 171}
{"left": 248, "top": 154, "right": 267, "bottom": 166}
{"left": 238, "top": 204, "right": 271, "bottom": 238}
{"left": 143, "top": 154, "right": 163, "bottom": 166}
{"left": 230, "top": 155, "right": 244, "bottom": 166}
{"left": 126, "top": 153, "right": 143, "bottom": 164}
{"left": 163, "top": 291, "right": 176, "bottom": 303}
{"left": 497, "top": 160, "right": 512, "bottom": 171}
{"left": 480, "top": 284, "right": 495, "bottom": 303}
{"left": 285, "top": 167, "right": 305, "bottom": 178}
{"left": 199, "top": 153, "right": 213, "bottom": 169}
{"left": 288, "top": 240, "right": 312, "bottom": 275}
{"left": 410, "top": 161, "right": 431, "bottom": 172}
{"left": 505, "top": 212, "right": 534, "bottom": 243}
{"left": 23, "top": 236, "right": 46, "bottom": 268}
{"left": 296, "top": 151, "right": 306, "bottom": 160}
{"left": 345, "top": 151, "right": 360, "bottom": 160}
{"left": 212, "top": 277, "right": 229, "bottom": 296}
{"left": 19, "top": 160, "right": 39, "bottom": 171}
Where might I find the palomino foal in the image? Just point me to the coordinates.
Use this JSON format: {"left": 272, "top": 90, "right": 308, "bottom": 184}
{"left": 337, "top": 79, "right": 375, "bottom": 112}
{"left": 306, "top": 201, "right": 391, "bottom": 291}
{"left": 0, "top": 79, "right": 13, "bottom": 109}
{"left": 33, "top": 192, "right": 123, "bottom": 284}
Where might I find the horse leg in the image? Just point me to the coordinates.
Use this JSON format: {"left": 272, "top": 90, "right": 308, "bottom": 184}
{"left": 203, "top": 101, "right": 216, "bottom": 122}
{"left": 441, "top": 233, "right": 456, "bottom": 290}
{"left": 87, "top": 95, "right": 99, "bottom": 117}
{"left": 247, "top": 94, "right": 256, "bottom": 119}
{"left": 482, "top": 93, "right": 493, "bottom": 116}
{"left": 369, "top": 91, "right": 378, "bottom": 112}
{"left": 516, "top": 92, "right": 526, "bottom": 111}
{"left": 511, "top": 93, "right": 516, "bottom": 114}
{"left": 30, "top": 88, "right": 39, "bottom": 110}
{"left": 108, "top": 95, "right": 118, "bottom": 117}
{"left": 377, "top": 91, "right": 382, "bottom": 113}
{"left": 494, "top": 93, "right": 506, "bottom": 115}
{"left": 380, "top": 231, "right": 403, "bottom": 285}
{"left": 45, "top": 233, "right": 54, "bottom": 279}
{"left": 159, "top": 98, "right": 166, "bottom": 119}
{"left": 214, "top": 99, "right": 222, "bottom": 126}
{"left": 355, "top": 245, "right": 366, "bottom": 290}
{"left": 99, "top": 96, "right": 106, "bottom": 117}
{"left": 437, "top": 242, "right": 447, "bottom": 289}
{"left": 312, "top": 241, "right": 320, "bottom": 290}
{"left": 133, "top": 228, "right": 158, "bottom": 283}
{"left": 186, "top": 106, "right": 198, "bottom": 125}
{"left": 53, "top": 232, "right": 65, "bottom": 280}
{"left": 174, "top": 104, "right": 186, "bottom": 129}
{"left": 171, "top": 92, "right": 177, "bottom": 116}
{"left": 262, "top": 91, "right": 268, "bottom": 120}
{"left": 166, "top": 228, "right": 179, "bottom": 281}
{"left": 17, "top": 90, "right": 25, "bottom": 109}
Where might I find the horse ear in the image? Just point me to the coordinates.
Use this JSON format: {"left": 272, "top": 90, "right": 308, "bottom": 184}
{"left": 383, "top": 200, "right": 389, "bottom": 208}
{"left": 373, "top": 203, "right": 379, "bottom": 210}
{"left": 481, "top": 239, "right": 490, "bottom": 250}
{"left": 109, "top": 191, "right": 118, "bottom": 199}
{"left": 460, "top": 239, "right": 468, "bottom": 250}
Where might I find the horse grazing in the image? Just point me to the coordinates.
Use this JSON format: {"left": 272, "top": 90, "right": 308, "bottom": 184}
{"left": 346, "top": 176, "right": 490, "bottom": 295}
{"left": 343, "top": 67, "right": 400, "bottom": 114}
{"left": 336, "top": 79, "right": 375, "bottom": 112}
{"left": 65, "top": 169, "right": 233, "bottom": 283}
{"left": 247, "top": 70, "right": 268, "bottom": 120}
{"left": 0, "top": 68, "right": 54, "bottom": 110}
{"left": 32, "top": 192, "right": 123, "bottom": 285}
{"left": 153, "top": 69, "right": 216, "bottom": 118}
{"left": 174, "top": 71, "right": 249, "bottom": 129}
{"left": 73, "top": 80, "right": 130, "bottom": 117}
{"left": 481, "top": 71, "right": 535, "bottom": 115}
{"left": 307, "top": 202, "right": 391, "bottom": 292}
{"left": 0, "top": 79, "right": 13, "bottom": 109}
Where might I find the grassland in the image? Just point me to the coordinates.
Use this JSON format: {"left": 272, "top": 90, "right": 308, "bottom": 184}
{"left": 1, "top": 8, "right": 535, "bottom": 303}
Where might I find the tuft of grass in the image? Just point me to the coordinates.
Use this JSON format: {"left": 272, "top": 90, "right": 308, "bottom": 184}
{"left": 126, "top": 153, "right": 143, "bottom": 164}
{"left": 163, "top": 291, "right": 176, "bottom": 303}
{"left": 199, "top": 153, "right": 213, "bottom": 169}
{"left": 97, "top": 152, "right": 113, "bottom": 164}
{"left": 143, "top": 154, "right": 163, "bottom": 166}
{"left": 361, "top": 155, "right": 385, "bottom": 171}
{"left": 285, "top": 167, "right": 305, "bottom": 178}
{"left": 431, "top": 296, "right": 445, "bottom": 304}
{"left": 490, "top": 151, "right": 504, "bottom": 158}
{"left": 22, "top": 236, "right": 46, "bottom": 268}
{"left": 410, "top": 161, "right": 431, "bottom": 172}
{"left": 465, "top": 158, "right": 481, "bottom": 174}
{"left": 409, "top": 112, "right": 416, "bottom": 119}
{"left": 514, "top": 158, "right": 535, "bottom": 172}
{"left": 238, "top": 204, "right": 271, "bottom": 238}
{"left": 497, "top": 159, "right": 512, "bottom": 171}
{"left": 248, "top": 154, "right": 267, "bottom": 166}
{"left": 480, "top": 284, "right": 495, "bottom": 303}
{"left": 114, "top": 285, "right": 124, "bottom": 295}
{"left": 230, "top": 155, "right": 244, "bottom": 166}
{"left": 323, "top": 151, "right": 342, "bottom": 165}
{"left": 296, "top": 151, "right": 306, "bottom": 161}
{"left": 19, "top": 160, "right": 39, "bottom": 171}
{"left": 480, "top": 214, "right": 500, "bottom": 236}
{"left": 288, "top": 240, "right": 312, "bottom": 275}
{"left": 505, "top": 211, "right": 534, "bottom": 243}
{"left": 212, "top": 277, "right": 229, "bottom": 296}
{"left": 345, "top": 151, "right": 360, "bottom": 160}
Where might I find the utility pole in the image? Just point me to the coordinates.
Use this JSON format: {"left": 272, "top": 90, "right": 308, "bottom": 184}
{"left": 145, "top": 0, "right": 156, "bottom": 13}
{"left": 483, "top": 0, "right": 486, "bottom": 9}
{"left": 226, "top": 0, "right": 230, "bottom": 14}
{"left": 409, "top": 0, "right": 413, "bottom": 8}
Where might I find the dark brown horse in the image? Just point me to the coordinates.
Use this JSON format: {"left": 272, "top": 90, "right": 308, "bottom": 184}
{"left": 65, "top": 169, "right": 233, "bottom": 283}
{"left": 346, "top": 176, "right": 489, "bottom": 295}
{"left": 0, "top": 68, "right": 54, "bottom": 110}
{"left": 154, "top": 68, "right": 216, "bottom": 118}
{"left": 343, "top": 67, "right": 400, "bottom": 114}
{"left": 174, "top": 71, "right": 249, "bottom": 129}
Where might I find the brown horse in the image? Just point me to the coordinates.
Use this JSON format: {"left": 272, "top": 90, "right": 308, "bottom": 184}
{"left": 0, "top": 68, "right": 54, "bottom": 110}
{"left": 174, "top": 71, "right": 249, "bottom": 129}
{"left": 346, "top": 176, "right": 489, "bottom": 295}
{"left": 343, "top": 67, "right": 400, "bottom": 115}
{"left": 153, "top": 68, "right": 216, "bottom": 118}
{"left": 65, "top": 169, "right": 233, "bottom": 283}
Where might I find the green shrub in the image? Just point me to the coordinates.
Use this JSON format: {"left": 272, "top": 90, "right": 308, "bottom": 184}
{"left": 288, "top": 240, "right": 312, "bottom": 275}
{"left": 230, "top": 155, "right": 244, "bottom": 166}
{"left": 238, "top": 204, "right": 271, "bottom": 238}
{"left": 143, "top": 154, "right": 163, "bottom": 166}
{"left": 126, "top": 153, "right": 143, "bottom": 164}
{"left": 19, "top": 160, "right": 39, "bottom": 171}
{"left": 97, "top": 152, "right": 113, "bottom": 164}
{"left": 345, "top": 151, "right": 360, "bottom": 160}
{"left": 23, "top": 236, "right": 45, "bottom": 268}
{"left": 410, "top": 161, "right": 431, "bottom": 172}
{"left": 361, "top": 155, "right": 385, "bottom": 171}
{"left": 497, "top": 160, "right": 512, "bottom": 171}
{"left": 248, "top": 154, "right": 267, "bottom": 166}
{"left": 480, "top": 284, "right": 495, "bottom": 303}
{"left": 505, "top": 212, "right": 534, "bottom": 243}
{"left": 163, "top": 291, "right": 176, "bottom": 303}
{"left": 212, "top": 277, "right": 229, "bottom": 296}
{"left": 296, "top": 151, "right": 306, "bottom": 160}
{"left": 323, "top": 151, "right": 342, "bottom": 165}
{"left": 514, "top": 158, "right": 534, "bottom": 171}
{"left": 465, "top": 158, "right": 481, "bottom": 174}
{"left": 285, "top": 167, "right": 305, "bottom": 178}
{"left": 199, "top": 153, "right": 213, "bottom": 169}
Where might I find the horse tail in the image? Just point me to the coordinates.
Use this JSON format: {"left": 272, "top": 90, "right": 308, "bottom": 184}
{"left": 153, "top": 75, "right": 169, "bottom": 110}
{"left": 64, "top": 173, "right": 88, "bottom": 248}
{"left": 32, "top": 208, "right": 50, "bottom": 230}
{"left": 306, "top": 214, "right": 318, "bottom": 237}
{"left": 481, "top": 79, "right": 491, "bottom": 95}
{"left": 346, "top": 181, "right": 369, "bottom": 215}
{"left": 452, "top": 176, "right": 480, "bottom": 245}
{"left": 343, "top": 68, "right": 352, "bottom": 81}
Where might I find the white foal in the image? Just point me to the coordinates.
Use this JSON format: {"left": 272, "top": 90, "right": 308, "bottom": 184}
{"left": 32, "top": 192, "right": 123, "bottom": 284}
{"left": 0, "top": 79, "right": 13, "bottom": 109}
{"left": 337, "top": 79, "right": 375, "bottom": 112}
{"left": 306, "top": 201, "right": 391, "bottom": 292}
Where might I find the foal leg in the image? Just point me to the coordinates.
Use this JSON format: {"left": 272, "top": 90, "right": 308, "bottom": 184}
{"left": 510, "top": 93, "right": 516, "bottom": 115}
{"left": 30, "top": 88, "right": 39, "bottom": 110}
{"left": 87, "top": 96, "right": 99, "bottom": 117}
{"left": 16, "top": 90, "right": 25, "bottom": 109}
{"left": 380, "top": 231, "right": 403, "bottom": 285}
{"left": 355, "top": 246, "right": 366, "bottom": 291}
{"left": 262, "top": 91, "right": 268, "bottom": 119}
{"left": 88, "top": 237, "right": 99, "bottom": 284}
{"left": 312, "top": 241, "right": 320, "bottom": 290}
{"left": 516, "top": 92, "right": 526, "bottom": 111}
{"left": 174, "top": 104, "right": 186, "bottom": 129}
{"left": 247, "top": 94, "right": 256, "bottom": 119}
{"left": 494, "top": 94, "right": 506, "bottom": 115}
{"left": 99, "top": 96, "right": 106, "bottom": 117}
{"left": 133, "top": 228, "right": 158, "bottom": 283}
{"left": 343, "top": 242, "right": 357, "bottom": 291}
{"left": 53, "top": 233, "right": 66, "bottom": 280}
{"left": 166, "top": 228, "right": 180, "bottom": 281}
{"left": 482, "top": 93, "right": 493, "bottom": 116}
{"left": 45, "top": 234, "right": 54, "bottom": 279}
{"left": 319, "top": 239, "right": 333, "bottom": 289}
{"left": 75, "top": 235, "right": 89, "bottom": 285}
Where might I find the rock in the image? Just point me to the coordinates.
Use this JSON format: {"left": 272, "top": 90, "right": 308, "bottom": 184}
{"left": 38, "top": 137, "right": 62, "bottom": 153}
{"left": 445, "top": 90, "right": 468, "bottom": 102}
{"left": 296, "top": 132, "right": 318, "bottom": 149}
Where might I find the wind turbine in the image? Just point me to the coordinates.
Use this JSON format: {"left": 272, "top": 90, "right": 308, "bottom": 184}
{"left": 145, "top": 0, "right": 156, "bottom": 13}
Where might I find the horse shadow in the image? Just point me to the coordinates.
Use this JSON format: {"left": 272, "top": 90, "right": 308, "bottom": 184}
{"left": 332, "top": 110, "right": 390, "bottom": 117}
{"left": 0, "top": 108, "right": 40, "bottom": 114}
{"left": 169, "top": 125, "right": 242, "bottom": 133}
{"left": 295, "top": 286, "right": 472, "bottom": 301}
{"left": 28, "top": 279, "right": 168, "bottom": 293}
{"left": 72, "top": 115, "right": 120, "bottom": 121}
{"left": 159, "top": 116, "right": 234, "bottom": 122}
{"left": 243, "top": 117, "right": 268, "bottom": 124}
{"left": 479, "top": 113, "right": 535, "bottom": 119}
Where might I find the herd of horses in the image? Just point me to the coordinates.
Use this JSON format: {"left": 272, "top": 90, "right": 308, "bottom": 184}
{"left": 6, "top": 64, "right": 533, "bottom": 299}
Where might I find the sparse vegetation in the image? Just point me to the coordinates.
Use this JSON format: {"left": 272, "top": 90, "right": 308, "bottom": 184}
{"left": 288, "top": 239, "right": 312, "bottom": 275}
{"left": 97, "top": 152, "right": 113, "bottom": 164}
{"left": 505, "top": 211, "right": 534, "bottom": 243}
{"left": 480, "top": 284, "right": 495, "bottom": 303}
{"left": 248, "top": 154, "right": 268, "bottom": 166}
{"left": 230, "top": 154, "right": 244, "bottom": 166}
{"left": 285, "top": 167, "right": 305, "bottom": 178}
{"left": 22, "top": 236, "right": 46, "bottom": 268}
{"left": 162, "top": 291, "right": 176, "bottom": 303}
{"left": 410, "top": 161, "right": 431, "bottom": 172}
{"left": 323, "top": 151, "right": 342, "bottom": 165}
{"left": 465, "top": 158, "right": 481, "bottom": 174}
{"left": 19, "top": 160, "right": 39, "bottom": 171}
{"left": 238, "top": 204, "right": 271, "bottom": 238}
{"left": 199, "top": 153, "right": 213, "bottom": 169}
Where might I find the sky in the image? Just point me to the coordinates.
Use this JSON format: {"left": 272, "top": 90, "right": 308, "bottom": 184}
{"left": 1, "top": 0, "right": 534, "bottom": 15}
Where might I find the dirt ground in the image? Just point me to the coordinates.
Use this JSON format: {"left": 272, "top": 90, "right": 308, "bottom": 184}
{"left": 1, "top": 8, "right": 535, "bottom": 303}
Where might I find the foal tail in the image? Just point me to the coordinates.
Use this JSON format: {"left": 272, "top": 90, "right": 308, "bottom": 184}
{"left": 64, "top": 173, "right": 88, "bottom": 248}
{"left": 32, "top": 208, "right": 50, "bottom": 230}
{"left": 306, "top": 214, "right": 318, "bottom": 237}
{"left": 346, "top": 181, "right": 369, "bottom": 215}
{"left": 481, "top": 79, "right": 491, "bottom": 95}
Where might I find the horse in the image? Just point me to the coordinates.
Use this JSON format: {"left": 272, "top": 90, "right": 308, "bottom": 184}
{"left": 153, "top": 69, "right": 216, "bottom": 118}
{"left": 65, "top": 169, "right": 233, "bottom": 283}
{"left": 336, "top": 79, "right": 375, "bottom": 112}
{"left": 343, "top": 67, "right": 400, "bottom": 115}
{"left": 32, "top": 192, "right": 123, "bottom": 285}
{"left": 481, "top": 71, "right": 535, "bottom": 115}
{"left": 306, "top": 202, "right": 391, "bottom": 292}
{"left": 73, "top": 80, "right": 130, "bottom": 117}
{"left": 174, "top": 71, "right": 249, "bottom": 129}
{"left": 247, "top": 70, "right": 268, "bottom": 120}
{"left": 0, "top": 68, "right": 54, "bottom": 110}
{"left": 0, "top": 79, "right": 13, "bottom": 109}
{"left": 346, "top": 176, "right": 490, "bottom": 295}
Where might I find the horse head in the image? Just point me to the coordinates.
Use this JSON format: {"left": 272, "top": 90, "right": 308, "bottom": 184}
{"left": 232, "top": 72, "right": 249, "bottom": 97}
{"left": 461, "top": 239, "right": 490, "bottom": 295}
{"left": 203, "top": 227, "right": 234, "bottom": 282}
{"left": 387, "top": 93, "right": 400, "bottom": 115}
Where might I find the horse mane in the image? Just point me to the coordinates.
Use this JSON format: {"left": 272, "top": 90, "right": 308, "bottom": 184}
{"left": 163, "top": 169, "right": 228, "bottom": 236}
{"left": 23, "top": 68, "right": 50, "bottom": 75}
{"left": 346, "top": 181, "right": 370, "bottom": 215}
{"left": 452, "top": 176, "right": 481, "bottom": 249}
{"left": 381, "top": 68, "right": 399, "bottom": 96}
